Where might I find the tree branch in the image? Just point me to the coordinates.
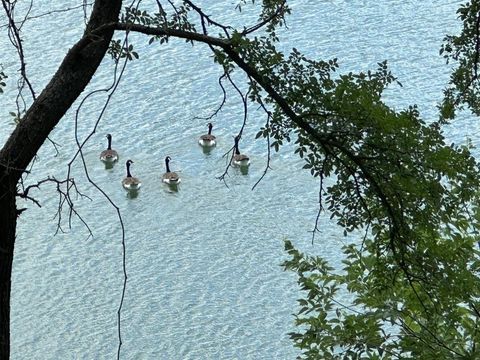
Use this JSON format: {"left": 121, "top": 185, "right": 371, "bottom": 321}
{"left": 114, "top": 22, "right": 229, "bottom": 47}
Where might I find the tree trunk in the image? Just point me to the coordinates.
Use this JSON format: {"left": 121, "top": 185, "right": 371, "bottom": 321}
{"left": 0, "top": 174, "right": 17, "bottom": 359}
{"left": 0, "top": 0, "right": 123, "bottom": 358}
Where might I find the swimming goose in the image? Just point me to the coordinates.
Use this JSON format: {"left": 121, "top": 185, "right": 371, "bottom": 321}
{"left": 100, "top": 134, "right": 119, "bottom": 162}
{"left": 232, "top": 136, "right": 250, "bottom": 167}
{"left": 122, "top": 160, "right": 141, "bottom": 190}
{"left": 162, "top": 156, "right": 181, "bottom": 184}
{"left": 198, "top": 122, "right": 216, "bottom": 147}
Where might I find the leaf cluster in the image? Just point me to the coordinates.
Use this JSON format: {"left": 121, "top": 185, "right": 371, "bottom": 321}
{"left": 284, "top": 231, "right": 480, "bottom": 359}
{"left": 108, "top": 39, "right": 139, "bottom": 62}
{"left": 0, "top": 69, "right": 6, "bottom": 94}
{"left": 440, "top": 0, "right": 480, "bottom": 120}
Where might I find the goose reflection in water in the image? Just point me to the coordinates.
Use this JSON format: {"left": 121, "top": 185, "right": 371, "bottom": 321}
{"left": 126, "top": 189, "right": 140, "bottom": 199}
{"left": 165, "top": 183, "right": 180, "bottom": 193}
{"left": 239, "top": 166, "right": 249, "bottom": 176}
{"left": 202, "top": 145, "right": 214, "bottom": 155}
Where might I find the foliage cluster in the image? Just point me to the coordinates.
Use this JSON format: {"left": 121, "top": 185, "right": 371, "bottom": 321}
{"left": 0, "top": 69, "right": 6, "bottom": 94}
{"left": 441, "top": 0, "right": 480, "bottom": 120}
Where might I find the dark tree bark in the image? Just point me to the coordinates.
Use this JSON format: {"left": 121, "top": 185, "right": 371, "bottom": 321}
{"left": 0, "top": 175, "right": 16, "bottom": 359}
{"left": 0, "top": 0, "right": 122, "bottom": 357}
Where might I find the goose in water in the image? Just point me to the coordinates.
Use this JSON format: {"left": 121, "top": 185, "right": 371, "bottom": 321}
{"left": 100, "top": 133, "right": 119, "bottom": 163}
{"left": 232, "top": 136, "right": 250, "bottom": 167}
{"left": 198, "top": 122, "right": 216, "bottom": 147}
{"left": 122, "top": 160, "right": 141, "bottom": 190}
{"left": 162, "top": 156, "right": 181, "bottom": 184}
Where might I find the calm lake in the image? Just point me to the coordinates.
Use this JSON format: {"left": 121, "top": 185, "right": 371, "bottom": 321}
{"left": 0, "top": 1, "right": 471, "bottom": 359}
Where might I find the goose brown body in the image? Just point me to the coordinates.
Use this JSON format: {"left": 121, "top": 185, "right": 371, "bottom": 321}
{"left": 198, "top": 123, "right": 216, "bottom": 147}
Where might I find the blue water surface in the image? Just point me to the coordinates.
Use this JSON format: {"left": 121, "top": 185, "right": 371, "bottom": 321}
{"left": 0, "top": 1, "right": 469, "bottom": 359}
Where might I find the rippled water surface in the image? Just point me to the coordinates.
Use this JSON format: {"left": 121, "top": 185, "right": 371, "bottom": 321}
{"left": 0, "top": 1, "right": 469, "bottom": 359}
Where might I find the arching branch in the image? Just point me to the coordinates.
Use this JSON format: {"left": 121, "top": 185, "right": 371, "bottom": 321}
{"left": 117, "top": 22, "right": 403, "bottom": 246}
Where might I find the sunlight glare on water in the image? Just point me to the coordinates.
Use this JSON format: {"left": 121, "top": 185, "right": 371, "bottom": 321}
{"left": 0, "top": 0, "right": 467, "bottom": 358}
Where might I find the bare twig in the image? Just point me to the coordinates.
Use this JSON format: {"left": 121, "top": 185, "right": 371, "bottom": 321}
{"left": 183, "top": 0, "right": 232, "bottom": 38}
{"left": 66, "top": 5, "right": 139, "bottom": 356}
{"left": 194, "top": 72, "right": 228, "bottom": 121}
{"left": 241, "top": 0, "right": 287, "bottom": 36}
{"left": 154, "top": 0, "right": 168, "bottom": 27}
{"left": 1, "top": 0, "right": 36, "bottom": 100}
{"left": 0, "top": 3, "right": 94, "bottom": 28}
{"left": 216, "top": 72, "right": 249, "bottom": 184}
{"left": 252, "top": 99, "right": 272, "bottom": 191}
{"left": 310, "top": 158, "right": 326, "bottom": 244}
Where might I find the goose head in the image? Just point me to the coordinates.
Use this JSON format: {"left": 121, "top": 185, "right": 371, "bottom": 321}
{"left": 106, "top": 133, "right": 112, "bottom": 149}
{"left": 165, "top": 156, "right": 171, "bottom": 172}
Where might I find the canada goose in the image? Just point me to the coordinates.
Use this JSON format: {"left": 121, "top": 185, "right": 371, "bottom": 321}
{"left": 100, "top": 134, "right": 119, "bottom": 162}
{"left": 162, "top": 156, "right": 181, "bottom": 184}
{"left": 198, "top": 122, "right": 216, "bottom": 147}
{"left": 122, "top": 160, "right": 141, "bottom": 190}
{"left": 232, "top": 136, "right": 250, "bottom": 167}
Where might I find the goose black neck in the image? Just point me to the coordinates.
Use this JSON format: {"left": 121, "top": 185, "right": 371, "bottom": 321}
{"left": 208, "top": 123, "right": 213, "bottom": 135}
{"left": 126, "top": 162, "right": 132, "bottom": 177}
{"left": 107, "top": 136, "right": 112, "bottom": 150}
{"left": 165, "top": 157, "right": 171, "bottom": 173}
{"left": 234, "top": 139, "right": 240, "bottom": 155}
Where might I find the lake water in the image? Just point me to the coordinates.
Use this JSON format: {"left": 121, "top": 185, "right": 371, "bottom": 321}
{"left": 0, "top": 1, "right": 470, "bottom": 359}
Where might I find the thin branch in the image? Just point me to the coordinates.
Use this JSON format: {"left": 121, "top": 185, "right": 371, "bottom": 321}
{"left": 1, "top": 0, "right": 36, "bottom": 100}
{"left": 154, "top": 0, "right": 168, "bottom": 27}
{"left": 227, "top": 72, "right": 249, "bottom": 139}
{"left": 114, "top": 22, "right": 229, "bottom": 47}
{"left": 183, "top": 0, "right": 232, "bottom": 38}
{"left": 216, "top": 72, "right": 249, "bottom": 184}
{"left": 15, "top": 0, "right": 33, "bottom": 32}
{"left": 66, "top": 13, "right": 135, "bottom": 358}
{"left": 0, "top": 3, "right": 94, "bottom": 28}
{"left": 474, "top": 10, "right": 480, "bottom": 80}
{"left": 241, "top": 0, "right": 287, "bottom": 36}
{"left": 310, "top": 158, "right": 326, "bottom": 244}
{"left": 398, "top": 311, "right": 465, "bottom": 357}
{"left": 252, "top": 100, "right": 272, "bottom": 191}
{"left": 194, "top": 72, "right": 228, "bottom": 121}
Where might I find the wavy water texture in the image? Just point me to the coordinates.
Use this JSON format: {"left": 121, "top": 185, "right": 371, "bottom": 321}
{"left": 0, "top": 0, "right": 467, "bottom": 359}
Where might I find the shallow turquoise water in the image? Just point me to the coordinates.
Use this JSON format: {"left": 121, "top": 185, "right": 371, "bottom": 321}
{"left": 0, "top": 1, "right": 469, "bottom": 359}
